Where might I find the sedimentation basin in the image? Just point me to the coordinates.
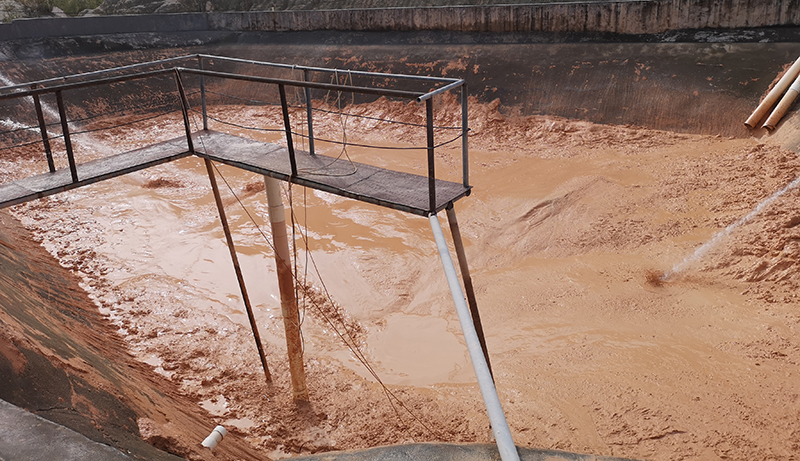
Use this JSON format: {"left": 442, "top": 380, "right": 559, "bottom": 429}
{"left": 2, "top": 3, "right": 800, "bottom": 460}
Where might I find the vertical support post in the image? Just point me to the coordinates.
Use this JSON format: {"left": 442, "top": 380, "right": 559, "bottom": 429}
{"left": 264, "top": 176, "right": 308, "bottom": 402}
{"left": 55, "top": 90, "right": 78, "bottom": 183}
{"left": 303, "top": 69, "right": 315, "bottom": 155}
{"left": 461, "top": 82, "right": 469, "bottom": 188}
{"left": 426, "top": 98, "right": 436, "bottom": 213}
{"left": 173, "top": 69, "right": 195, "bottom": 153}
{"left": 429, "top": 213, "right": 519, "bottom": 461}
{"left": 32, "top": 89, "right": 55, "bottom": 173}
{"left": 446, "top": 204, "right": 493, "bottom": 380}
{"left": 278, "top": 84, "right": 298, "bottom": 177}
{"left": 204, "top": 159, "right": 273, "bottom": 385}
{"left": 198, "top": 55, "right": 208, "bottom": 131}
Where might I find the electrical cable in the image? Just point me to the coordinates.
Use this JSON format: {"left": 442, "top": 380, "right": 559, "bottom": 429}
{"left": 186, "top": 93, "right": 444, "bottom": 438}
{"left": 204, "top": 88, "right": 460, "bottom": 130}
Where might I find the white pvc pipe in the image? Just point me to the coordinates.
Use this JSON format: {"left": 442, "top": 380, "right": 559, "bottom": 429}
{"left": 745, "top": 56, "right": 800, "bottom": 128}
{"left": 429, "top": 214, "right": 520, "bottom": 461}
{"left": 201, "top": 425, "right": 227, "bottom": 450}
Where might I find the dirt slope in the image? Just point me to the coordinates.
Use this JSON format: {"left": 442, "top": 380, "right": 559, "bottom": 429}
{"left": 0, "top": 210, "right": 264, "bottom": 460}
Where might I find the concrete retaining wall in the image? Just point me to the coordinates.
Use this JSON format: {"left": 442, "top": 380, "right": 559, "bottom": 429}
{"left": 1, "top": 0, "right": 800, "bottom": 41}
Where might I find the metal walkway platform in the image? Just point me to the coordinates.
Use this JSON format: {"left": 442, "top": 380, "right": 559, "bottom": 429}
{"left": 0, "top": 136, "right": 192, "bottom": 209}
{"left": 0, "top": 130, "right": 470, "bottom": 215}
{"left": 194, "top": 131, "right": 470, "bottom": 216}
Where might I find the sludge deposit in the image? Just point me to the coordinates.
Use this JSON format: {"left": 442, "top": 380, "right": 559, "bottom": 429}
{"left": 2, "top": 16, "right": 800, "bottom": 461}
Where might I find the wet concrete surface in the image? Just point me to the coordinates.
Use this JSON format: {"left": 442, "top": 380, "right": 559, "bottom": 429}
{"left": 291, "top": 443, "right": 638, "bottom": 460}
{"left": 0, "top": 398, "right": 134, "bottom": 461}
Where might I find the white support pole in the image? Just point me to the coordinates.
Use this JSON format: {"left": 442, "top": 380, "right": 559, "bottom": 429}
{"left": 429, "top": 213, "right": 520, "bottom": 461}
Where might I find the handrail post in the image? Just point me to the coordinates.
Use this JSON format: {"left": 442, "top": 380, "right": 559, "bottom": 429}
{"left": 55, "top": 90, "right": 78, "bottom": 183}
{"left": 426, "top": 98, "right": 436, "bottom": 213}
{"left": 278, "top": 84, "right": 297, "bottom": 177}
{"left": 461, "top": 82, "right": 469, "bottom": 188}
{"left": 31, "top": 86, "right": 55, "bottom": 173}
{"left": 173, "top": 69, "right": 195, "bottom": 153}
{"left": 303, "top": 69, "right": 315, "bottom": 155}
{"left": 198, "top": 55, "right": 208, "bottom": 131}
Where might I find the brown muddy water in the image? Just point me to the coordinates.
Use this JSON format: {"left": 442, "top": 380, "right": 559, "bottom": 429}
{"left": 7, "top": 96, "right": 800, "bottom": 461}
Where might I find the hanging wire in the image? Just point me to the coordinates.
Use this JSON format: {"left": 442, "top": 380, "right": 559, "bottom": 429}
{"left": 182, "top": 80, "right": 443, "bottom": 439}
{"left": 294, "top": 69, "right": 359, "bottom": 177}
{"left": 0, "top": 107, "right": 180, "bottom": 153}
{"left": 214, "top": 165, "right": 443, "bottom": 438}
{"left": 204, "top": 87, "right": 460, "bottom": 130}
{"left": 187, "top": 106, "right": 461, "bottom": 152}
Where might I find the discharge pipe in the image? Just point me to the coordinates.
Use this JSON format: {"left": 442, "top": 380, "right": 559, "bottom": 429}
{"left": 745, "top": 56, "right": 800, "bottom": 128}
{"left": 763, "top": 74, "right": 800, "bottom": 130}
{"left": 429, "top": 214, "right": 520, "bottom": 461}
{"left": 201, "top": 425, "right": 226, "bottom": 450}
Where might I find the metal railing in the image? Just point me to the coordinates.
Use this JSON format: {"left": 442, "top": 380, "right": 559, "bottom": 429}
{"left": 0, "top": 54, "right": 470, "bottom": 214}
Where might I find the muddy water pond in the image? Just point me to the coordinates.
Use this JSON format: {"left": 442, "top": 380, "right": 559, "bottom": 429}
{"left": 10, "top": 102, "right": 800, "bottom": 460}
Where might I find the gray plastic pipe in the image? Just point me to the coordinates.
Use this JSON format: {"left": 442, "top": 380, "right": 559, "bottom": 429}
{"left": 429, "top": 214, "right": 520, "bottom": 461}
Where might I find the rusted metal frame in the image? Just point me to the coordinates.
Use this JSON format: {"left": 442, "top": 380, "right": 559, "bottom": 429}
{"left": 198, "top": 54, "right": 459, "bottom": 85}
{"left": 172, "top": 70, "right": 195, "bottom": 154}
{"left": 416, "top": 79, "right": 465, "bottom": 102}
{"left": 278, "top": 84, "right": 298, "bottom": 178}
{"left": 198, "top": 55, "right": 208, "bottom": 131}
{"left": 445, "top": 203, "right": 493, "bottom": 381}
{"left": 177, "top": 67, "right": 423, "bottom": 100}
{"left": 54, "top": 90, "right": 78, "bottom": 183}
{"left": 192, "top": 151, "right": 470, "bottom": 217}
{"left": 31, "top": 88, "right": 55, "bottom": 173}
{"left": 302, "top": 69, "right": 315, "bottom": 155}
{"left": 461, "top": 82, "right": 470, "bottom": 189}
{"left": 0, "top": 55, "right": 196, "bottom": 97}
{"left": 426, "top": 98, "right": 436, "bottom": 213}
{"left": 0, "top": 68, "right": 177, "bottom": 102}
{"left": 204, "top": 158, "right": 273, "bottom": 385}
{"left": 0, "top": 150, "right": 192, "bottom": 210}
{"left": 1, "top": 54, "right": 457, "bottom": 102}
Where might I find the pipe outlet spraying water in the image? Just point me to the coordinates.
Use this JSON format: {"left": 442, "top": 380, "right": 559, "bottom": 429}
{"left": 662, "top": 174, "right": 800, "bottom": 281}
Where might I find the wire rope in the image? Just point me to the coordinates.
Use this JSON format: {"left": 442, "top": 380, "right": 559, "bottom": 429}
{"left": 184, "top": 86, "right": 443, "bottom": 438}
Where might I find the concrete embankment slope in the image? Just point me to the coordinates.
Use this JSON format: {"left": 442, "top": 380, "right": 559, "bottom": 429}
{"left": 2, "top": 28, "right": 799, "bottom": 140}
{"left": 0, "top": 211, "right": 261, "bottom": 460}
{"left": 2, "top": 0, "right": 800, "bottom": 39}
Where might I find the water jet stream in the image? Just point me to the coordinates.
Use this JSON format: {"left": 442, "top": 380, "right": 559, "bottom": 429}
{"left": 663, "top": 174, "right": 800, "bottom": 280}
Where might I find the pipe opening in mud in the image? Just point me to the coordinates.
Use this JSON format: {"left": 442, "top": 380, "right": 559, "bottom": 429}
{"left": 645, "top": 269, "right": 667, "bottom": 287}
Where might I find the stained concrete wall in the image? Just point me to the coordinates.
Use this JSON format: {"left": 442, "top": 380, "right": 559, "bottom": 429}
{"left": 1, "top": 0, "right": 800, "bottom": 41}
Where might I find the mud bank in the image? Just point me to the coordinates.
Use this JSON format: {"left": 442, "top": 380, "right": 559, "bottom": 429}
{"left": 0, "top": 211, "right": 263, "bottom": 459}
